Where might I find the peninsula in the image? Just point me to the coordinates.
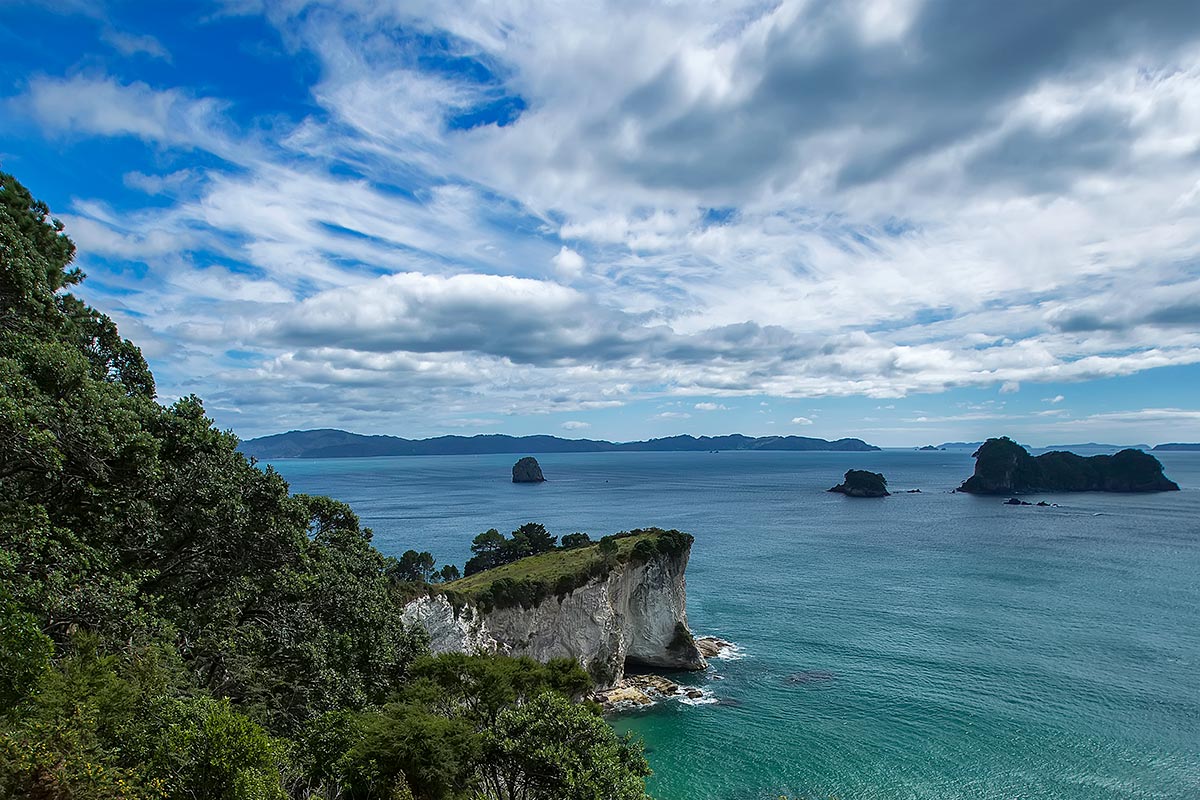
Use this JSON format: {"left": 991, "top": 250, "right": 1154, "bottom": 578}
{"left": 403, "top": 528, "right": 706, "bottom": 686}
{"left": 240, "top": 429, "right": 880, "bottom": 459}
{"left": 958, "top": 437, "right": 1180, "bottom": 494}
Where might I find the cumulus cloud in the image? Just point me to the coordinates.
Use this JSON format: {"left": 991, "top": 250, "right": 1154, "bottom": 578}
{"left": 552, "top": 246, "right": 586, "bottom": 280}
{"left": 791, "top": 416, "right": 813, "bottom": 425}
{"left": 12, "top": 0, "right": 1200, "bottom": 438}
{"left": 694, "top": 402, "right": 727, "bottom": 411}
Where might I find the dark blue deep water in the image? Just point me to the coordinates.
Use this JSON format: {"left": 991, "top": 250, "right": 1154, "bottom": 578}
{"left": 267, "top": 450, "right": 1200, "bottom": 800}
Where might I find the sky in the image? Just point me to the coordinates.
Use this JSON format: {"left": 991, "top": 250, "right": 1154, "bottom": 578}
{"left": 2, "top": 0, "right": 1199, "bottom": 447}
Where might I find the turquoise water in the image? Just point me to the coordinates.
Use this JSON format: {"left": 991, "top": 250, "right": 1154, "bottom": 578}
{"left": 267, "top": 450, "right": 1200, "bottom": 799}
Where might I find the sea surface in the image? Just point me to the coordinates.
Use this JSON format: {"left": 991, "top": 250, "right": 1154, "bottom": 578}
{"left": 266, "top": 449, "right": 1200, "bottom": 800}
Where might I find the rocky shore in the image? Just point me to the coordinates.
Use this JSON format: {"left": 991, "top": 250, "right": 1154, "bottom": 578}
{"left": 695, "top": 635, "right": 737, "bottom": 659}
{"left": 591, "top": 635, "right": 741, "bottom": 712}
{"left": 591, "top": 674, "right": 708, "bottom": 712}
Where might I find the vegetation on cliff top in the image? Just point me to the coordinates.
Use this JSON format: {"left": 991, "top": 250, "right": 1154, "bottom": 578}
{"left": 0, "top": 170, "right": 651, "bottom": 799}
{"left": 442, "top": 528, "right": 694, "bottom": 612}
{"left": 958, "top": 436, "right": 1180, "bottom": 494}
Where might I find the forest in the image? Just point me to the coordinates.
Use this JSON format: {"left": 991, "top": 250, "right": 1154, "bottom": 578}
{"left": 0, "top": 170, "right": 650, "bottom": 800}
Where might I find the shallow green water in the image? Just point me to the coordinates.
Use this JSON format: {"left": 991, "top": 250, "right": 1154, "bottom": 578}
{"left": 270, "top": 449, "right": 1200, "bottom": 799}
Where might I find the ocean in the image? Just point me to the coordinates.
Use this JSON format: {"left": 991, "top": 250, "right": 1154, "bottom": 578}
{"left": 266, "top": 449, "right": 1200, "bottom": 800}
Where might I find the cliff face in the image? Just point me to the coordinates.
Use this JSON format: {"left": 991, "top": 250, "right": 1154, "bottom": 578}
{"left": 402, "top": 547, "right": 706, "bottom": 686}
{"left": 959, "top": 437, "right": 1180, "bottom": 494}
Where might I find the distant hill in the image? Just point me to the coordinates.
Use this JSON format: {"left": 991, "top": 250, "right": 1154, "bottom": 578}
{"left": 1040, "top": 442, "right": 1152, "bottom": 452}
{"left": 239, "top": 429, "right": 881, "bottom": 459}
{"left": 1153, "top": 442, "right": 1200, "bottom": 451}
{"left": 937, "top": 441, "right": 984, "bottom": 450}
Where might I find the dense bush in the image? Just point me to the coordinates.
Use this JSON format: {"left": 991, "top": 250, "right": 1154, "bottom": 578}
{"left": 0, "top": 171, "right": 652, "bottom": 800}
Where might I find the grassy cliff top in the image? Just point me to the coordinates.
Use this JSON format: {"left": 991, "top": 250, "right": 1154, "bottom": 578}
{"left": 440, "top": 528, "right": 692, "bottom": 611}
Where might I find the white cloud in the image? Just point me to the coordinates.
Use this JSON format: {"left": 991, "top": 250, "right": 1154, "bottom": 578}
{"left": 1045, "top": 394, "right": 1066, "bottom": 404}
{"left": 791, "top": 416, "right": 813, "bottom": 425}
{"left": 14, "top": 3, "right": 1200, "bottom": 439}
{"left": 654, "top": 411, "right": 692, "bottom": 420}
{"left": 561, "top": 420, "right": 591, "bottom": 430}
{"left": 694, "top": 402, "right": 727, "bottom": 411}
{"left": 21, "top": 75, "right": 229, "bottom": 152}
{"left": 101, "top": 28, "right": 171, "bottom": 60}
{"left": 1060, "top": 408, "right": 1200, "bottom": 425}
{"left": 552, "top": 246, "right": 586, "bottom": 280}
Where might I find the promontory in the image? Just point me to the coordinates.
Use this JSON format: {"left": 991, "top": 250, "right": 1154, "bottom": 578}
{"left": 402, "top": 528, "right": 706, "bottom": 686}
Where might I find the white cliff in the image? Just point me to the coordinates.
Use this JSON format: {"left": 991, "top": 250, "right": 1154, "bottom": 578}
{"left": 401, "top": 545, "right": 706, "bottom": 686}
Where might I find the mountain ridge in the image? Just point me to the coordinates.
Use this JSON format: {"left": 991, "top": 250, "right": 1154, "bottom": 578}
{"left": 240, "top": 428, "right": 881, "bottom": 459}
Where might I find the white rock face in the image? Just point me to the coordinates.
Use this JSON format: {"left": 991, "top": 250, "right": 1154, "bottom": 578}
{"left": 401, "top": 548, "right": 706, "bottom": 686}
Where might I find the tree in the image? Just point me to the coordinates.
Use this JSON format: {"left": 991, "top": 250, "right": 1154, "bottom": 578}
{"left": 599, "top": 537, "right": 620, "bottom": 559}
{"left": 393, "top": 550, "right": 436, "bottom": 583}
{"left": 560, "top": 532, "right": 591, "bottom": 549}
{"left": 513, "top": 522, "right": 555, "bottom": 554}
{"left": 478, "top": 693, "right": 649, "bottom": 800}
{"left": 465, "top": 529, "right": 507, "bottom": 575}
{"left": 437, "top": 564, "right": 460, "bottom": 583}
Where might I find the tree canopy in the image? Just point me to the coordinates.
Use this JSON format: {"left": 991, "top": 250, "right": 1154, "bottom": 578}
{"left": 0, "top": 170, "right": 651, "bottom": 800}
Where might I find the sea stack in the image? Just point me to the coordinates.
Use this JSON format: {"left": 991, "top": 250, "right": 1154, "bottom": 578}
{"left": 828, "top": 469, "right": 889, "bottom": 497}
{"left": 512, "top": 456, "right": 546, "bottom": 483}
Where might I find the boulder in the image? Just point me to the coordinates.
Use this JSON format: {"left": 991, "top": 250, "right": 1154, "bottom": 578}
{"left": 511, "top": 456, "right": 546, "bottom": 483}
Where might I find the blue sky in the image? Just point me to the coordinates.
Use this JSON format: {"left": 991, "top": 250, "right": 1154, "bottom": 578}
{"left": 3, "top": 0, "right": 1200, "bottom": 446}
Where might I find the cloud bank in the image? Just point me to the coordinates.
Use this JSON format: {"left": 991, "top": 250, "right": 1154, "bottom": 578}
{"left": 9, "top": 0, "right": 1200, "bottom": 440}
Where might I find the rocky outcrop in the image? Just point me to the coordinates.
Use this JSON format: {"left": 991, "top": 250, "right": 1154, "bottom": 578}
{"left": 959, "top": 437, "right": 1180, "bottom": 494}
{"left": 511, "top": 456, "right": 545, "bottom": 483}
{"left": 695, "top": 636, "right": 734, "bottom": 659}
{"left": 828, "top": 469, "right": 889, "bottom": 497}
{"left": 591, "top": 674, "right": 708, "bottom": 712}
{"left": 401, "top": 545, "right": 706, "bottom": 687}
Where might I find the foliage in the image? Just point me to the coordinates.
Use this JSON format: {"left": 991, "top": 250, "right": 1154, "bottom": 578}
{"left": 0, "top": 595, "right": 53, "bottom": 709}
{"left": 464, "top": 523, "right": 558, "bottom": 576}
{"left": 392, "top": 549, "right": 437, "bottom": 583}
{"left": 478, "top": 693, "right": 650, "bottom": 800}
{"left": 560, "top": 532, "right": 591, "bottom": 549}
{"left": 0, "top": 635, "right": 284, "bottom": 800}
{"left": 0, "top": 170, "right": 652, "bottom": 800}
{"left": 445, "top": 529, "right": 693, "bottom": 612}
{"left": 338, "top": 655, "right": 619, "bottom": 800}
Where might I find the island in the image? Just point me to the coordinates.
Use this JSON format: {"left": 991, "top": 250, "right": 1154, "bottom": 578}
{"left": 829, "top": 469, "right": 890, "bottom": 497}
{"left": 1153, "top": 442, "right": 1200, "bottom": 451}
{"left": 958, "top": 437, "right": 1180, "bottom": 494}
{"left": 512, "top": 456, "right": 546, "bottom": 483}
{"left": 917, "top": 445, "right": 943, "bottom": 451}
{"left": 239, "top": 429, "right": 882, "bottom": 458}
